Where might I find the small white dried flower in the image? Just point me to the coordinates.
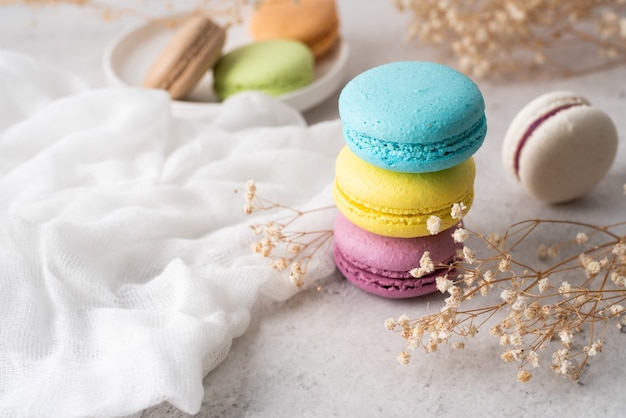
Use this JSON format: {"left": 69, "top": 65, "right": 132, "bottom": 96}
{"left": 451, "top": 202, "right": 467, "bottom": 220}
{"left": 243, "top": 202, "right": 255, "bottom": 215}
{"left": 462, "top": 246, "right": 476, "bottom": 264}
{"left": 384, "top": 318, "right": 397, "bottom": 330}
{"left": 538, "top": 277, "right": 551, "bottom": 293}
{"left": 523, "top": 302, "right": 541, "bottom": 320}
{"left": 609, "top": 304, "right": 625, "bottom": 315}
{"left": 435, "top": 275, "right": 453, "bottom": 293}
{"left": 501, "top": 349, "right": 516, "bottom": 363}
{"left": 425, "top": 342, "right": 438, "bottom": 353}
{"left": 245, "top": 179, "right": 256, "bottom": 200}
{"left": 510, "top": 333, "right": 523, "bottom": 347}
{"left": 451, "top": 341, "right": 465, "bottom": 350}
{"left": 463, "top": 272, "right": 477, "bottom": 286}
{"left": 467, "top": 324, "right": 478, "bottom": 337}
{"left": 410, "top": 251, "right": 435, "bottom": 278}
{"left": 559, "top": 329, "right": 574, "bottom": 348}
{"left": 272, "top": 258, "right": 288, "bottom": 271}
{"left": 504, "top": 348, "right": 523, "bottom": 362}
{"left": 527, "top": 350, "right": 540, "bottom": 368}
{"left": 427, "top": 215, "right": 442, "bottom": 235}
{"left": 490, "top": 325, "right": 503, "bottom": 337}
{"left": 500, "top": 289, "right": 517, "bottom": 304}
{"left": 547, "top": 245, "right": 560, "bottom": 258}
{"left": 511, "top": 295, "right": 528, "bottom": 312}
{"left": 452, "top": 227, "right": 469, "bottom": 243}
{"left": 397, "top": 351, "right": 411, "bottom": 365}
{"left": 575, "top": 232, "right": 589, "bottom": 244}
{"left": 288, "top": 243, "right": 303, "bottom": 254}
{"left": 610, "top": 270, "right": 626, "bottom": 287}
{"left": 498, "top": 253, "right": 511, "bottom": 272}
{"left": 584, "top": 341, "right": 603, "bottom": 357}
{"left": 559, "top": 281, "right": 572, "bottom": 297}
{"left": 486, "top": 232, "right": 501, "bottom": 246}
{"left": 249, "top": 224, "right": 263, "bottom": 235}
{"left": 585, "top": 260, "right": 601, "bottom": 277}
{"left": 613, "top": 241, "right": 626, "bottom": 256}
{"left": 517, "top": 369, "right": 532, "bottom": 383}
{"left": 289, "top": 261, "right": 305, "bottom": 288}
{"left": 552, "top": 349, "right": 572, "bottom": 376}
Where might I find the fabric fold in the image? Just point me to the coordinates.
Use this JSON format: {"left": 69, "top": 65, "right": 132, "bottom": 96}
{"left": 0, "top": 50, "right": 342, "bottom": 417}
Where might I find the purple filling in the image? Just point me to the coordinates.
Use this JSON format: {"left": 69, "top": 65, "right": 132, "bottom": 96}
{"left": 513, "top": 102, "right": 584, "bottom": 179}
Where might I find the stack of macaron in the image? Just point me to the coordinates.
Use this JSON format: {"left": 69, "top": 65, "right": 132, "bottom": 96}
{"left": 332, "top": 61, "right": 487, "bottom": 298}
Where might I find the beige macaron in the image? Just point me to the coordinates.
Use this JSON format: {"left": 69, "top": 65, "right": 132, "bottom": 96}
{"left": 143, "top": 15, "right": 226, "bottom": 100}
{"left": 502, "top": 91, "right": 618, "bottom": 204}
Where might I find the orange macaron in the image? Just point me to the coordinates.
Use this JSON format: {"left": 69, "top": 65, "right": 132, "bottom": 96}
{"left": 249, "top": 0, "right": 340, "bottom": 59}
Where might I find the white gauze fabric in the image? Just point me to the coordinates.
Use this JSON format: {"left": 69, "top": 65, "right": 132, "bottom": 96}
{"left": 0, "top": 50, "right": 342, "bottom": 417}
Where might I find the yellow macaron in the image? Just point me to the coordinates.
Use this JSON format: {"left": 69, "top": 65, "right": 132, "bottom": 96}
{"left": 332, "top": 146, "right": 475, "bottom": 238}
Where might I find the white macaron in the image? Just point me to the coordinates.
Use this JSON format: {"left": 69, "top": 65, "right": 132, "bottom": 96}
{"left": 502, "top": 91, "right": 618, "bottom": 204}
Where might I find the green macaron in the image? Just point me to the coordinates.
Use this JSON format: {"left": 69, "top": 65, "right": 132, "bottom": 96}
{"left": 213, "top": 39, "right": 315, "bottom": 100}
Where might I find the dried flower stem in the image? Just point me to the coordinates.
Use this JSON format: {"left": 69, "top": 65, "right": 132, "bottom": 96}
{"left": 393, "top": 0, "right": 626, "bottom": 78}
{"left": 2, "top": 0, "right": 252, "bottom": 26}
{"left": 388, "top": 215, "right": 626, "bottom": 382}
{"left": 238, "top": 180, "right": 334, "bottom": 289}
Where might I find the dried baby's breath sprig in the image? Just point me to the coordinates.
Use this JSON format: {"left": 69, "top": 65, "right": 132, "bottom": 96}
{"left": 237, "top": 180, "right": 334, "bottom": 289}
{"left": 393, "top": 0, "right": 626, "bottom": 79}
{"left": 387, "top": 204, "right": 626, "bottom": 383}
{"left": 4, "top": 0, "right": 252, "bottom": 27}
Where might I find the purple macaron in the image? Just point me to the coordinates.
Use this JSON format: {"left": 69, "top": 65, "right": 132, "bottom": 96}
{"left": 333, "top": 212, "right": 461, "bottom": 298}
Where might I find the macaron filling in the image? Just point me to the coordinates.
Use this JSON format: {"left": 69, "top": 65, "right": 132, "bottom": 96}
{"left": 344, "top": 116, "right": 486, "bottom": 173}
{"left": 513, "top": 102, "right": 586, "bottom": 179}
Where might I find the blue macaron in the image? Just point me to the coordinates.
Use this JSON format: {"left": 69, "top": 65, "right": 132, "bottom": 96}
{"left": 338, "top": 61, "right": 486, "bottom": 173}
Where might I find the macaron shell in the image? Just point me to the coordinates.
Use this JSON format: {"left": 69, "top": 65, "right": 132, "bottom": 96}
{"left": 334, "top": 247, "right": 451, "bottom": 298}
{"left": 213, "top": 40, "right": 314, "bottom": 100}
{"left": 333, "top": 212, "right": 460, "bottom": 272}
{"left": 333, "top": 146, "right": 475, "bottom": 238}
{"left": 344, "top": 115, "right": 486, "bottom": 173}
{"left": 516, "top": 105, "right": 618, "bottom": 203}
{"left": 143, "top": 15, "right": 226, "bottom": 100}
{"left": 502, "top": 90, "right": 590, "bottom": 179}
{"left": 338, "top": 61, "right": 485, "bottom": 172}
{"left": 339, "top": 62, "right": 485, "bottom": 143}
{"left": 248, "top": 0, "right": 340, "bottom": 58}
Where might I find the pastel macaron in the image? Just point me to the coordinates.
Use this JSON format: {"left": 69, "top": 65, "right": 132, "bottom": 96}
{"left": 502, "top": 91, "right": 618, "bottom": 204}
{"left": 332, "top": 146, "right": 475, "bottom": 238}
{"left": 143, "top": 15, "right": 226, "bottom": 100}
{"left": 213, "top": 39, "right": 314, "bottom": 100}
{"left": 249, "top": 0, "right": 340, "bottom": 59}
{"left": 333, "top": 212, "right": 460, "bottom": 298}
{"left": 338, "top": 61, "right": 486, "bottom": 173}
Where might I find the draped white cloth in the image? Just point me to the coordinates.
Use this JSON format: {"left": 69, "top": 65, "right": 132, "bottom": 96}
{"left": 0, "top": 50, "right": 341, "bottom": 417}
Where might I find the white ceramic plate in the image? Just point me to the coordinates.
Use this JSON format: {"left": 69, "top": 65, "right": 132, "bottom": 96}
{"left": 103, "top": 16, "right": 349, "bottom": 119}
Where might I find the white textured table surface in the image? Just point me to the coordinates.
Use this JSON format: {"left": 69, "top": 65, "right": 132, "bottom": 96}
{"left": 2, "top": 1, "right": 626, "bottom": 417}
